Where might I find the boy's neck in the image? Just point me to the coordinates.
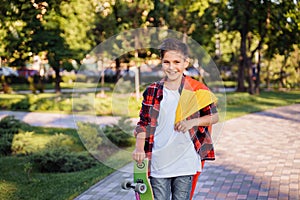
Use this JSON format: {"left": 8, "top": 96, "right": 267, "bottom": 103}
{"left": 164, "top": 75, "right": 183, "bottom": 90}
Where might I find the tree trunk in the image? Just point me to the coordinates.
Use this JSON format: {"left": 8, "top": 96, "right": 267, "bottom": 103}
{"left": 115, "top": 58, "right": 121, "bottom": 81}
{"left": 237, "top": 30, "right": 247, "bottom": 92}
{"left": 247, "top": 63, "right": 254, "bottom": 94}
{"left": 247, "top": 34, "right": 255, "bottom": 95}
{"left": 266, "top": 60, "right": 271, "bottom": 90}
{"left": 48, "top": 53, "right": 61, "bottom": 94}
{"left": 279, "top": 54, "right": 288, "bottom": 88}
{"left": 54, "top": 66, "right": 61, "bottom": 94}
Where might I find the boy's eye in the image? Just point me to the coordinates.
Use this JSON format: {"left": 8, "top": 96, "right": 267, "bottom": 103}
{"left": 163, "top": 60, "right": 180, "bottom": 64}
{"left": 162, "top": 61, "right": 170, "bottom": 65}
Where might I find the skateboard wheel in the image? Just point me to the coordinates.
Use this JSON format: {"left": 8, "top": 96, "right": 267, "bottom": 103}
{"left": 135, "top": 183, "right": 147, "bottom": 194}
{"left": 121, "top": 180, "right": 132, "bottom": 190}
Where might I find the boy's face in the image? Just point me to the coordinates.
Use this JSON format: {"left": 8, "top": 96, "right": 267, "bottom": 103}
{"left": 161, "top": 50, "right": 189, "bottom": 82}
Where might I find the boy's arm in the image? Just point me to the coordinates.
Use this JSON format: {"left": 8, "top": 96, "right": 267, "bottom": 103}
{"left": 175, "top": 103, "right": 219, "bottom": 133}
{"left": 132, "top": 132, "right": 146, "bottom": 164}
{"left": 132, "top": 86, "right": 151, "bottom": 164}
{"left": 190, "top": 112, "right": 219, "bottom": 126}
{"left": 175, "top": 113, "right": 219, "bottom": 133}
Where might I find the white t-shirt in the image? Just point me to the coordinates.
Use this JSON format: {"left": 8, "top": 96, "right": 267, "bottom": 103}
{"left": 150, "top": 87, "right": 201, "bottom": 178}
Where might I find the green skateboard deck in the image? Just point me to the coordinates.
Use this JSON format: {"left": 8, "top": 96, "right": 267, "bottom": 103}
{"left": 122, "top": 158, "right": 154, "bottom": 200}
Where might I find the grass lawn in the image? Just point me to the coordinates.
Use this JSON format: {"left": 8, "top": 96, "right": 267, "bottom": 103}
{"left": 9, "top": 82, "right": 106, "bottom": 91}
{"left": 0, "top": 156, "right": 114, "bottom": 200}
{"left": 0, "top": 125, "right": 130, "bottom": 200}
{"left": 225, "top": 90, "right": 300, "bottom": 120}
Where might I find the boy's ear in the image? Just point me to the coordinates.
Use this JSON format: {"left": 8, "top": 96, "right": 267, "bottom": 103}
{"left": 184, "top": 58, "right": 190, "bottom": 69}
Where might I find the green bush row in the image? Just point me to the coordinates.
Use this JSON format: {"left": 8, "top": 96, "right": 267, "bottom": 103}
{"left": 30, "top": 148, "right": 98, "bottom": 173}
{"left": 0, "top": 116, "right": 97, "bottom": 173}
{"left": 0, "top": 115, "right": 135, "bottom": 173}
{"left": 77, "top": 117, "right": 135, "bottom": 150}
{"left": 0, "top": 93, "right": 119, "bottom": 116}
{"left": 11, "top": 97, "right": 72, "bottom": 112}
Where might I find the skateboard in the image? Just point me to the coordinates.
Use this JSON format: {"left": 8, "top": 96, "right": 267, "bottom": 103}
{"left": 121, "top": 158, "right": 154, "bottom": 200}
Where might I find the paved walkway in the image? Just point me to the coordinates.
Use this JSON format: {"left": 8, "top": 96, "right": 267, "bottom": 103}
{"left": 74, "top": 104, "right": 300, "bottom": 200}
{"left": 1, "top": 104, "right": 300, "bottom": 200}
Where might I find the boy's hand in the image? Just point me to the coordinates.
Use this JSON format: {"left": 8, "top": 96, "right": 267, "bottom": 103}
{"left": 174, "top": 119, "right": 195, "bottom": 133}
{"left": 132, "top": 149, "right": 146, "bottom": 164}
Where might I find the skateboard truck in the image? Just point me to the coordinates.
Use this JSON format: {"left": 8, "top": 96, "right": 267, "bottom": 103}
{"left": 121, "top": 159, "right": 154, "bottom": 199}
{"left": 121, "top": 179, "right": 147, "bottom": 194}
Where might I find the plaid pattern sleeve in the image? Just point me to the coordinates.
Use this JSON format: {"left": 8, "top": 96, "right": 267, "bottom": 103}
{"left": 135, "top": 82, "right": 158, "bottom": 136}
{"left": 134, "top": 81, "right": 163, "bottom": 165}
{"left": 188, "top": 103, "right": 218, "bottom": 160}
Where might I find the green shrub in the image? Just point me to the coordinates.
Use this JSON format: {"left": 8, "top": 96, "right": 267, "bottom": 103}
{"left": 72, "top": 98, "right": 95, "bottom": 112}
{"left": 11, "top": 98, "right": 30, "bottom": 110}
{"left": 17, "top": 125, "right": 100, "bottom": 173}
{"left": 58, "top": 99, "right": 72, "bottom": 111}
{"left": 105, "top": 129, "right": 135, "bottom": 147}
{"left": 29, "top": 98, "right": 54, "bottom": 111}
{"left": 0, "top": 116, "right": 30, "bottom": 156}
{"left": 11, "top": 131, "right": 82, "bottom": 156}
{"left": 94, "top": 98, "right": 113, "bottom": 115}
{"left": 76, "top": 122, "right": 104, "bottom": 152}
{"left": 11, "top": 131, "right": 36, "bottom": 155}
{"left": 0, "top": 115, "right": 30, "bottom": 130}
{"left": 0, "top": 135, "right": 14, "bottom": 156}
{"left": 75, "top": 74, "right": 87, "bottom": 82}
{"left": 103, "top": 117, "right": 135, "bottom": 148}
{"left": 77, "top": 118, "right": 135, "bottom": 151}
{"left": 62, "top": 74, "right": 76, "bottom": 83}
{"left": 45, "top": 133, "right": 75, "bottom": 150}
{"left": 30, "top": 148, "right": 97, "bottom": 173}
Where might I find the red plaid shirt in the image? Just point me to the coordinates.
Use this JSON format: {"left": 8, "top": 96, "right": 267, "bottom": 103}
{"left": 134, "top": 76, "right": 217, "bottom": 168}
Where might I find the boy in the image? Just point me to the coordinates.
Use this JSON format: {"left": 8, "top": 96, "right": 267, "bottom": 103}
{"left": 133, "top": 38, "right": 218, "bottom": 199}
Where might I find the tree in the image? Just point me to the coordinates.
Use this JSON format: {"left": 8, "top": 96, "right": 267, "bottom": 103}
{"left": 26, "top": 0, "right": 72, "bottom": 93}
{"left": 263, "top": 0, "right": 300, "bottom": 89}
{"left": 92, "top": 0, "right": 154, "bottom": 81}
{"left": 0, "top": 1, "right": 37, "bottom": 66}
{"left": 59, "top": 0, "right": 97, "bottom": 61}
{"left": 0, "top": 0, "right": 83, "bottom": 93}
{"left": 215, "top": 0, "right": 299, "bottom": 94}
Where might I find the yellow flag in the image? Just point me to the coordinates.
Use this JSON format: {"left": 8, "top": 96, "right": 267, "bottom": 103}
{"left": 175, "top": 82, "right": 217, "bottom": 124}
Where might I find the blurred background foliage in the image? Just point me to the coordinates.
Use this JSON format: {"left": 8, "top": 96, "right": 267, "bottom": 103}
{"left": 0, "top": 0, "right": 299, "bottom": 94}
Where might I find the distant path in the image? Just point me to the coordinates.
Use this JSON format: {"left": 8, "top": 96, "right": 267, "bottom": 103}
{"left": 0, "top": 110, "right": 138, "bottom": 129}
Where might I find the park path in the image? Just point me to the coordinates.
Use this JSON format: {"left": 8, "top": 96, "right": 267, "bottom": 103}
{"left": 1, "top": 104, "right": 300, "bottom": 200}
{"left": 0, "top": 110, "right": 136, "bottom": 129}
{"left": 74, "top": 104, "right": 300, "bottom": 200}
